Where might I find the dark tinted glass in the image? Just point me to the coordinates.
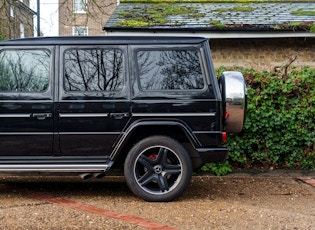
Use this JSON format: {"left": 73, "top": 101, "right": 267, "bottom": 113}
{"left": 137, "top": 49, "right": 204, "bottom": 90}
{"left": 64, "top": 48, "right": 124, "bottom": 92}
{"left": 0, "top": 49, "right": 50, "bottom": 92}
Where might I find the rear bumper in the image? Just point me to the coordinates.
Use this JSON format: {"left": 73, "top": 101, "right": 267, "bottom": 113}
{"left": 196, "top": 147, "right": 228, "bottom": 164}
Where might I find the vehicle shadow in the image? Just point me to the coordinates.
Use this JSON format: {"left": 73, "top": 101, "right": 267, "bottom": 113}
{"left": 0, "top": 175, "right": 133, "bottom": 199}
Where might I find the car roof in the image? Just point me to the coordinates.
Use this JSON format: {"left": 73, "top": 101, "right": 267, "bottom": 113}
{"left": 0, "top": 36, "right": 207, "bottom": 46}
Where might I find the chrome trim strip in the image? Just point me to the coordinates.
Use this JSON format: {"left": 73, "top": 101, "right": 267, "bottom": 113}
{"left": 59, "top": 132, "right": 121, "bottom": 135}
{"left": 0, "top": 114, "right": 31, "bottom": 118}
{"left": 0, "top": 132, "right": 122, "bottom": 135}
{"left": 0, "top": 132, "right": 53, "bottom": 135}
{"left": 132, "top": 113, "right": 216, "bottom": 117}
{"left": 59, "top": 113, "right": 109, "bottom": 118}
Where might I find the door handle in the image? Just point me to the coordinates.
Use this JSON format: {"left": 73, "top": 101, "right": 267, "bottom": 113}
{"left": 110, "top": 113, "right": 129, "bottom": 119}
{"left": 32, "top": 113, "right": 52, "bottom": 120}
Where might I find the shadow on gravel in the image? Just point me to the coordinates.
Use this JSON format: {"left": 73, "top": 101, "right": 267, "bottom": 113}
{"left": 0, "top": 172, "right": 314, "bottom": 201}
{"left": 0, "top": 176, "right": 132, "bottom": 199}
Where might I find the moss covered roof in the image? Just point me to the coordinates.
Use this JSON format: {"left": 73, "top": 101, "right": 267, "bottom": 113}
{"left": 103, "top": 2, "right": 315, "bottom": 33}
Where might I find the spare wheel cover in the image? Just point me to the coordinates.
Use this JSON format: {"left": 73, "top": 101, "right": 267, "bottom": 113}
{"left": 222, "top": 71, "right": 247, "bottom": 133}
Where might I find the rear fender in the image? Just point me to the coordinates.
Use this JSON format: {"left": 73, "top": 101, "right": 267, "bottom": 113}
{"left": 110, "top": 120, "right": 201, "bottom": 160}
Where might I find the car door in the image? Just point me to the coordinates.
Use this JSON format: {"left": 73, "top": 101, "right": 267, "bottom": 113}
{"left": 130, "top": 44, "right": 219, "bottom": 146}
{"left": 0, "top": 47, "right": 54, "bottom": 156}
{"left": 58, "top": 45, "right": 131, "bottom": 156}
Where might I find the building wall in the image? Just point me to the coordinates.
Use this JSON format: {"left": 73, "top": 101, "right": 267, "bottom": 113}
{"left": 0, "top": 0, "right": 34, "bottom": 40}
{"left": 0, "top": 4, "right": 7, "bottom": 39}
{"left": 59, "top": 0, "right": 117, "bottom": 36}
{"left": 210, "top": 37, "right": 315, "bottom": 71}
{"left": 58, "top": 2, "right": 314, "bottom": 70}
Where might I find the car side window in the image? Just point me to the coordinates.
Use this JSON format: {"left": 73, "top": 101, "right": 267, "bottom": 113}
{"left": 137, "top": 49, "right": 205, "bottom": 91}
{"left": 0, "top": 49, "right": 50, "bottom": 92}
{"left": 63, "top": 48, "right": 124, "bottom": 92}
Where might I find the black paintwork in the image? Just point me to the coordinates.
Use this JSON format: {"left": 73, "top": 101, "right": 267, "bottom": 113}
{"left": 0, "top": 36, "right": 226, "bottom": 170}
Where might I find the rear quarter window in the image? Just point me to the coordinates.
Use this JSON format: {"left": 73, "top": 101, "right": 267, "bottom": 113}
{"left": 137, "top": 49, "right": 205, "bottom": 91}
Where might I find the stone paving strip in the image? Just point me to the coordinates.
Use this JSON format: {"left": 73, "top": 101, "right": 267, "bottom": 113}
{"left": 219, "top": 170, "right": 315, "bottom": 191}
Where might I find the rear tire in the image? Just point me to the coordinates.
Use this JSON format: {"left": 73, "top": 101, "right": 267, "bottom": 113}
{"left": 124, "top": 136, "right": 192, "bottom": 202}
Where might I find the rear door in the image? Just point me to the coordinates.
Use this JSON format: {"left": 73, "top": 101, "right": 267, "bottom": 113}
{"left": 0, "top": 47, "right": 54, "bottom": 156}
{"left": 58, "top": 45, "right": 130, "bottom": 156}
{"left": 130, "top": 44, "right": 219, "bottom": 147}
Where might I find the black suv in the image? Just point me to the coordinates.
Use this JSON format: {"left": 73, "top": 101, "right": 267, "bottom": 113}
{"left": 0, "top": 36, "right": 246, "bottom": 201}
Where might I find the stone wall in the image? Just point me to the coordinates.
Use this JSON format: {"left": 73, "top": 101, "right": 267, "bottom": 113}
{"left": 210, "top": 37, "right": 315, "bottom": 71}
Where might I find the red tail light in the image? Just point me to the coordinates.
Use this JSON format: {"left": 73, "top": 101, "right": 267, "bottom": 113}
{"left": 222, "top": 132, "right": 227, "bottom": 143}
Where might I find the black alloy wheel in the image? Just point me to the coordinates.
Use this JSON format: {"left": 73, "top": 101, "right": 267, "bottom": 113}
{"left": 124, "top": 136, "right": 192, "bottom": 202}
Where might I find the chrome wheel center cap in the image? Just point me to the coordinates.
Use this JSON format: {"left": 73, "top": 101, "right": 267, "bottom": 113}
{"left": 154, "top": 165, "right": 163, "bottom": 174}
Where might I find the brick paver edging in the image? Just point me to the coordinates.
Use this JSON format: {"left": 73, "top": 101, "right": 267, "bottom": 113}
{"left": 25, "top": 190, "right": 176, "bottom": 230}
{"left": 299, "top": 179, "right": 315, "bottom": 188}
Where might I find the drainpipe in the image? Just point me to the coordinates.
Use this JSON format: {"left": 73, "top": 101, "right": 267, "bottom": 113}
{"left": 37, "top": 0, "right": 40, "bottom": 36}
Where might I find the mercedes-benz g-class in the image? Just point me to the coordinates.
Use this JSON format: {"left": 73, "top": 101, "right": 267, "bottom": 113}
{"left": 0, "top": 36, "right": 246, "bottom": 201}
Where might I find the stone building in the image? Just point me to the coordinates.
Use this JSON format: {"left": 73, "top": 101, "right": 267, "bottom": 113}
{"left": 59, "top": 0, "right": 117, "bottom": 36}
{"left": 0, "top": 0, "right": 36, "bottom": 40}
{"left": 58, "top": 1, "right": 315, "bottom": 70}
{"left": 103, "top": 2, "right": 315, "bottom": 71}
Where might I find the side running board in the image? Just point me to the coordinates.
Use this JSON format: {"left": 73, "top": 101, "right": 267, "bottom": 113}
{"left": 0, "top": 162, "right": 113, "bottom": 172}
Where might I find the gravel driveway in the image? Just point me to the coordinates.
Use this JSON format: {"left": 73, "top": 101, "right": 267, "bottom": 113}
{"left": 0, "top": 171, "right": 314, "bottom": 229}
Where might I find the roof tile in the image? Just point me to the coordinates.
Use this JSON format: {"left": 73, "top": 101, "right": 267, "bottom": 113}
{"left": 104, "top": 2, "right": 315, "bottom": 32}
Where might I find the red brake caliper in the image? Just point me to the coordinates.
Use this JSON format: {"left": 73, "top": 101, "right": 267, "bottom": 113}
{"left": 148, "top": 153, "right": 157, "bottom": 160}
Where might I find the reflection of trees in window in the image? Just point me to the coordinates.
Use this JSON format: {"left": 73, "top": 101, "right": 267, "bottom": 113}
{"left": 0, "top": 50, "right": 50, "bottom": 92}
{"left": 64, "top": 49, "right": 123, "bottom": 92}
{"left": 137, "top": 49, "right": 204, "bottom": 90}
